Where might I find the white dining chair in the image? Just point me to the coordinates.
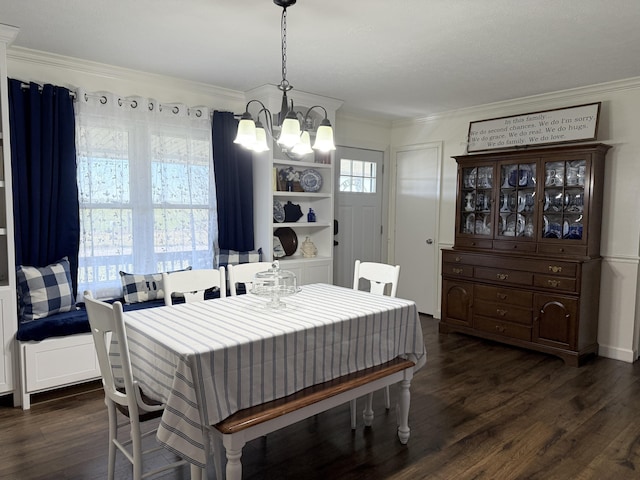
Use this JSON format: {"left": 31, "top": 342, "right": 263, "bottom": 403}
{"left": 162, "top": 267, "right": 226, "bottom": 306}
{"left": 227, "top": 262, "right": 273, "bottom": 296}
{"left": 351, "top": 260, "right": 401, "bottom": 429}
{"left": 84, "top": 291, "right": 187, "bottom": 480}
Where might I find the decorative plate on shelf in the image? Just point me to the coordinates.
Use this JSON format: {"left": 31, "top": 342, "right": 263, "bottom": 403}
{"left": 273, "top": 200, "right": 285, "bottom": 223}
{"left": 300, "top": 169, "right": 323, "bottom": 192}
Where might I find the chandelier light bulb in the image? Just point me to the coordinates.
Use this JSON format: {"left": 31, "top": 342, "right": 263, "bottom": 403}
{"left": 252, "top": 125, "right": 270, "bottom": 152}
{"left": 312, "top": 121, "right": 336, "bottom": 152}
{"left": 278, "top": 114, "right": 302, "bottom": 149}
{"left": 234, "top": 116, "right": 257, "bottom": 147}
{"left": 291, "top": 131, "right": 313, "bottom": 155}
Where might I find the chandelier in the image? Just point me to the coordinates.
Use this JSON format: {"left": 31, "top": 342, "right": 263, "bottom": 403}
{"left": 234, "top": 0, "right": 336, "bottom": 154}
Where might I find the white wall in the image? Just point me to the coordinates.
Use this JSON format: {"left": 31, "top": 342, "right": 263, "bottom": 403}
{"left": 390, "top": 78, "right": 640, "bottom": 363}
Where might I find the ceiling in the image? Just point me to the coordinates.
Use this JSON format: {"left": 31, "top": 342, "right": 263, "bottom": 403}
{"left": 2, "top": 0, "right": 640, "bottom": 121}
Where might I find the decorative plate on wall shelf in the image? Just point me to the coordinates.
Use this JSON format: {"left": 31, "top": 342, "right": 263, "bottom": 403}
{"left": 300, "top": 169, "right": 323, "bottom": 192}
{"left": 273, "top": 200, "right": 285, "bottom": 223}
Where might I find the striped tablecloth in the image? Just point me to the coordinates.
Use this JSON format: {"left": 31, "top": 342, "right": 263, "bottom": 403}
{"left": 122, "top": 283, "right": 426, "bottom": 467}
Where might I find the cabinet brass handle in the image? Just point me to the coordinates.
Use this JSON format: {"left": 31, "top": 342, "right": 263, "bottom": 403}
{"left": 496, "top": 273, "right": 509, "bottom": 280}
{"left": 453, "top": 268, "right": 464, "bottom": 274}
{"left": 496, "top": 309, "right": 507, "bottom": 317}
{"left": 495, "top": 325, "right": 506, "bottom": 333}
{"left": 547, "top": 280, "right": 560, "bottom": 288}
{"left": 455, "top": 256, "right": 461, "bottom": 262}
{"left": 497, "top": 293, "right": 507, "bottom": 300}
{"left": 548, "top": 265, "right": 563, "bottom": 273}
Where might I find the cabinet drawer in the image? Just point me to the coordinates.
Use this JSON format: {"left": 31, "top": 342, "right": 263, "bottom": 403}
{"left": 493, "top": 240, "right": 537, "bottom": 253}
{"left": 442, "top": 262, "right": 473, "bottom": 278}
{"left": 537, "top": 244, "right": 587, "bottom": 257}
{"left": 475, "top": 284, "right": 532, "bottom": 307}
{"left": 474, "top": 267, "right": 533, "bottom": 286}
{"left": 475, "top": 299, "right": 532, "bottom": 325}
{"left": 454, "top": 237, "right": 493, "bottom": 250}
{"left": 534, "top": 275, "right": 577, "bottom": 293}
{"left": 442, "top": 250, "right": 475, "bottom": 265}
{"left": 538, "top": 262, "right": 577, "bottom": 277}
{"left": 474, "top": 316, "right": 532, "bottom": 341}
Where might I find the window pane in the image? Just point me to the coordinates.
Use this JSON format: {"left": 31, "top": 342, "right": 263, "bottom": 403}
{"left": 154, "top": 208, "right": 211, "bottom": 252}
{"left": 339, "top": 176, "right": 352, "bottom": 192}
{"left": 80, "top": 208, "right": 133, "bottom": 256}
{"left": 339, "top": 158, "right": 377, "bottom": 193}
{"left": 78, "top": 157, "right": 130, "bottom": 204}
{"left": 340, "top": 159, "right": 352, "bottom": 175}
{"left": 366, "top": 161, "right": 376, "bottom": 178}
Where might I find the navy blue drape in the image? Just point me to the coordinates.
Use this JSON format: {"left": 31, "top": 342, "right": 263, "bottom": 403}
{"left": 8, "top": 79, "right": 79, "bottom": 293}
{"left": 212, "top": 110, "right": 254, "bottom": 251}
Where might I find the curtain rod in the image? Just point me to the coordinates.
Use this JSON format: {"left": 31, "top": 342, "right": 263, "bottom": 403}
{"left": 20, "top": 81, "right": 76, "bottom": 98}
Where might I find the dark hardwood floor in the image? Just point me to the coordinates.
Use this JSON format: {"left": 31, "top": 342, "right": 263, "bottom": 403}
{"left": 2, "top": 315, "right": 640, "bottom": 479}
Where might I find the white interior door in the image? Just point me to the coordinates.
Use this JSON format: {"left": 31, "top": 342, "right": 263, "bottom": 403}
{"left": 333, "top": 147, "right": 384, "bottom": 288}
{"left": 393, "top": 144, "right": 440, "bottom": 314}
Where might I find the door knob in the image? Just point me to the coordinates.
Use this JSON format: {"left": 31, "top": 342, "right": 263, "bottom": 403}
{"left": 426, "top": 239, "right": 433, "bottom": 244}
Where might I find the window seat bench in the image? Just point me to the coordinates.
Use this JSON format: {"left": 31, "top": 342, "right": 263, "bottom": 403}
{"left": 14, "top": 297, "right": 174, "bottom": 409}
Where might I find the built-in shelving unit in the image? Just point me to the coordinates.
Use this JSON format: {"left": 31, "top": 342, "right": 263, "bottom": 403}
{"left": 248, "top": 85, "right": 342, "bottom": 285}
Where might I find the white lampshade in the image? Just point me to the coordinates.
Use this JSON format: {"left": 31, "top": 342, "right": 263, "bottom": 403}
{"left": 277, "top": 116, "right": 302, "bottom": 149}
{"left": 252, "top": 126, "right": 270, "bottom": 152}
{"left": 312, "top": 124, "right": 336, "bottom": 152}
{"left": 234, "top": 118, "right": 257, "bottom": 147}
{"left": 291, "top": 131, "right": 313, "bottom": 155}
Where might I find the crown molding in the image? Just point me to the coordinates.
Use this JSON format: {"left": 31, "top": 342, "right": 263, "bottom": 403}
{"left": 0, "top": 24, "right": 19, "bottom": 45}
{"left": 7, "top": 46, "right": 246, "bottom": 104}
{"left": 394, "top": 76, "right": 640, "bottom": 129}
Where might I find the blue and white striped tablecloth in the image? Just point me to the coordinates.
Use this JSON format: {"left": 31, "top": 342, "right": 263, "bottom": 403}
{"left": 122, "top": 283, "right": 426, "bottom": 467}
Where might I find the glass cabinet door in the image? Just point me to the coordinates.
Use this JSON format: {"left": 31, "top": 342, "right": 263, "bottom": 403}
{"left": 541, "top": 158, "right": 586, "bottom": 241}
{"left": 497, "top": 162, "right": 536, "bottom": 239}
{"left": 460, "top": 165, "right": 493, "bottom": 236}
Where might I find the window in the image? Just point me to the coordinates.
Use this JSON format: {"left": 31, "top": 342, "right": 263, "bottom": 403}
{"left": 75, "top": 93, "right": 216, "bottom": 298}
{"left": 339, "top": 158, "right": 377, "bottom": 193}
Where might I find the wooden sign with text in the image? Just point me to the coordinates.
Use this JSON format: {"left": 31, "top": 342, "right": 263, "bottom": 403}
{"left": 467, "top": 102, "right": 601, "bottom": 153}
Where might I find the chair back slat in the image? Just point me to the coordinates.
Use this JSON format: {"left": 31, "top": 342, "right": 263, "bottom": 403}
{"left": 162, "top": 267, "right": 226, "bottom": 305}
{"left": 353, "top": 260, "right": 400, "bottom": 298}
{"left": 228, "top": 262, "right": 273, "bottom": 296}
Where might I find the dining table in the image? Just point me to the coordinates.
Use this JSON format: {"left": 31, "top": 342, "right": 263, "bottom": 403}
{"left": 121, "top": 282, "right": 427, "bottom": 472}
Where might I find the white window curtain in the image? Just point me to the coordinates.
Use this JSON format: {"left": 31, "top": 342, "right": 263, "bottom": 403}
{"left": 75, "top": 90, "right": 217, "bottom": 299}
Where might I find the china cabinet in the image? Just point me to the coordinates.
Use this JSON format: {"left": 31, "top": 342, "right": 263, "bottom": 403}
{"left": 248, "top": 86, "right": 342, "bottom": 285}
{"left": 440, "top": 143, "right": 610, "bottom": 366}
{"left": 0, "top": 24, "right": 19, "bottom": 395}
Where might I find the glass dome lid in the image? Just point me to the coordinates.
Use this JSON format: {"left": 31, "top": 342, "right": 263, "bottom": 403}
{"left": 250, "top": 260, "right": 300, "bottom": 309}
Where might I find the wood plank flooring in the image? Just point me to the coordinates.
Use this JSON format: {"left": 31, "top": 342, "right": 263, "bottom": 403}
{"left": 2, "top": 315, "right": 640, "bottom": 479}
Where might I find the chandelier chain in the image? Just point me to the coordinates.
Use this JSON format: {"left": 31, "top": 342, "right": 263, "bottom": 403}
{"left": 280, "top": 7, "right": 291, "bottom": 92}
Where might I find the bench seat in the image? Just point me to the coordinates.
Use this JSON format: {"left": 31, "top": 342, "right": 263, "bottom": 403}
{"left": 210, "top": 357, "right": 416, "bottom": 480}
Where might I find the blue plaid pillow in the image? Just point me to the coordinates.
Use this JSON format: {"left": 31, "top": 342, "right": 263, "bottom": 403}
{"left": 215, "top": 247, "right": 263, "bottom": 268}
{"left": 119, "top": 266, "right": 192, "bottom": 304}
{"left": 16, "top": 257, "right": 76, "bottom": 321}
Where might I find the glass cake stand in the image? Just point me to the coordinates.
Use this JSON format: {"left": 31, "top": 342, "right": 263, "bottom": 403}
{"left": 250, "top": 260, "right": 300, "bottom": 309}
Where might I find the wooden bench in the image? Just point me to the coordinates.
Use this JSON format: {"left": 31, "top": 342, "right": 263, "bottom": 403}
{"left": 208, "top": 357, "right": 416, "bottom": 480}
